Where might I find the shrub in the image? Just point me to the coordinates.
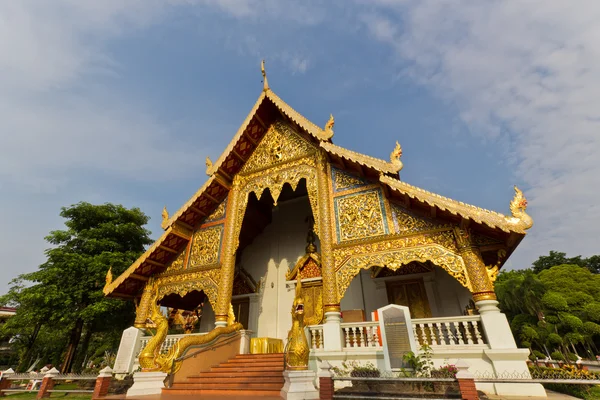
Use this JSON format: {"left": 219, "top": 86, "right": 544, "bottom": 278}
{"left": 551, "top": 351, "right": 564, "bottom": 361}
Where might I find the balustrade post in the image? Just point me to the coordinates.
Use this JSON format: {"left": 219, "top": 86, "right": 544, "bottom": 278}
{"left": 0, "top": 368, "right": 14, "bottom": 396}
{"left": 455, "top": 360, "right": 479, "bottom": 400}
{"left": 92, "top": 366, "right": 113, "bottom": 400}
{"left": 318, "top": 360, "right": 334, "bottom": 400}
{"left": 37, "top": 368, "right": 58, "bottom": 399}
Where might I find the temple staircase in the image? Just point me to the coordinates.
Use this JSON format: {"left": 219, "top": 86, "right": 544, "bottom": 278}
{"left": 163, "top": 353, "right": 285, "bottom": 398}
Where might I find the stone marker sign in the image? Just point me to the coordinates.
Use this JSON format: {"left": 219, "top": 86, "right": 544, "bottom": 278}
{"left": 377, "top": 304, "right": 418, "bottom": 370}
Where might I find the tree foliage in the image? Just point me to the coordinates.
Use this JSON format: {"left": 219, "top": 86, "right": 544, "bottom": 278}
{"left": 497, "top": 253, "right": 600, "bottom": 361}
{"left": 0, "top": 202, "right": 152, "bottom": 372}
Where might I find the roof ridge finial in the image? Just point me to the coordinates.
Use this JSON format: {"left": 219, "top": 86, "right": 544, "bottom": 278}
{"left": 322, "top": 114, "right": 334, "bottom": 140}
{"left": 261, "top": 59, "right": 269, "bottom": 91}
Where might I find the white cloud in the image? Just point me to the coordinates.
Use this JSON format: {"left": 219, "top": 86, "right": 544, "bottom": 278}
{"left": 360, "top": 0, "right": 600, "bottom": 265}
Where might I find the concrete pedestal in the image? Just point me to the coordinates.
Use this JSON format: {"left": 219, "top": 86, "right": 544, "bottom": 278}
{"left": 323, "top": 312, "right": 343, "bottom": 351}
{"left": 126, "top": 372, "right": 167, "bottom": 397}
{"left": 280, "top": 370, "right": 319, "bottom": 400}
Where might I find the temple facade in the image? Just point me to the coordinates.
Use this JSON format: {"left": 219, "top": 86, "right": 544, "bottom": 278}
{"left": 105, "top": 64, "right": 546, "bottom": 397}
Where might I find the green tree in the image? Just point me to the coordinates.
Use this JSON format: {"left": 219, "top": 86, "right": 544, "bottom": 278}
{"left": 532, "top": 251, "right": 599, "bottom": 274}
{"left": 1, "top": 202, "right": 152, "bottom": 372}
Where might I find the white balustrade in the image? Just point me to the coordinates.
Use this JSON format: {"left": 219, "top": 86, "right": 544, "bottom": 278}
{"left": 308, "top": 315, "right": 487, "bottom": 352}
{"left": 412, "top": 315, "right": 487, "bottom": 347}
{"left": 308, "top": 326, "right": 324, "bottom": 349}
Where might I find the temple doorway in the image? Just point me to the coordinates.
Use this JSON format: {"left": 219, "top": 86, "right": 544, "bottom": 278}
{"left": 385, "top": 279, "right": 432, "bottom": 318}
{"left": 232, "top": 297, "right": 250, "bottom": 329}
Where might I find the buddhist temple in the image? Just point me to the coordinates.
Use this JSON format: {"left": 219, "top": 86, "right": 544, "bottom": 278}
{"left": 104, "top": 62, "right": 546, "bottom": 398}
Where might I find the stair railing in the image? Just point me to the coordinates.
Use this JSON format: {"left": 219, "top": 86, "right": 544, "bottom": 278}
{"left": 164, "top": 330, "right": 242, "bottom": 388}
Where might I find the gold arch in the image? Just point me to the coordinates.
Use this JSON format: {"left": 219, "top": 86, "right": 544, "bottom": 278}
{"left": 233, "top": 158, "right": 320, "bottom": 252}
{"left": 155, "top": 269, "right": 220, "bottom": 309}
{"left": 335, "top": 244, "right": 471, "bottom": 299}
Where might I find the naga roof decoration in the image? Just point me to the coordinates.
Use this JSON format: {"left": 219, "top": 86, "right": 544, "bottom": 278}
{"left": 320, "top": 142, "right": 401, "bottom": 175}
{"left": 104, "top": 60, "right": 532, "bottom": 298}
{"left": 380, "top": 175, "right": 533, "bottom": 234}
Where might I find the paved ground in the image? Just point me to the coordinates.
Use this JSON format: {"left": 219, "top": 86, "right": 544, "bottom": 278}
{"left": 485, "top": 390, "right": 581, "bottom": 400}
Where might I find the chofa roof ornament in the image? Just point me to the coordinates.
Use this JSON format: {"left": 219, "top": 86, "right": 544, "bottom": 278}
{"left": 322, "top": 114, "right": 334, "bottom": 140}
{"left": 390, "top": 141, "right": 403, "bottom": 173}
{"left": 261, "top": 59, "right": 269, "bottom": 91}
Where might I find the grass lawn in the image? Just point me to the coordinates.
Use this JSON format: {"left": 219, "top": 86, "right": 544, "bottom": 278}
{"left": 5, "top": 383, "right": 91, "bottom": 400}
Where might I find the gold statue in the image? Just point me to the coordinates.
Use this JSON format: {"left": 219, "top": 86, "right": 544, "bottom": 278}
{"left": 285, "top": 277, "right": 309, "bottom": 370}
{"left": 138, "top": 289, "right": 243, "bottom": 374}
{"left": 161, "top": 206, "right": 169, "bottom": 229}
{"left": 323, "top": 114, "right": 334, "bottom": 140}
{"left": 486, "top": 249, "right": 507, "bottom": 283}
{"left": 507, "top": 186, "right": 533, "bottom": 230}
{"left": 205, "top": 156, "right": 214, "bottom": 176}
{"left": 390, "top": 141, "right": 403, "bottom": 172}
{"left": 105, "top": 267, "right": 113, "bottom": 286}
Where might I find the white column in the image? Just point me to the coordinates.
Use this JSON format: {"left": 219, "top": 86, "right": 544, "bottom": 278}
{"left": 248, "top": 293, "right": 260, "bottom": 335}
{"left": 323, "top": 312, "right": 343, "bottom": 351}
{"left": 477, "top": 300, "right": 546, "bottom": 397}
{"left": 113, "top": 327, "right": 144, "bottom": 377}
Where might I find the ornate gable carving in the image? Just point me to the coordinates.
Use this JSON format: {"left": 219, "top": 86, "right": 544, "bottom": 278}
{"left": 390, "top": 203, "right": 447, "bottom": 235}
{"left": 331, "top": 167, "right": 369, "bottom": 192}
{"left": 240, "top": 121, "right": 316, "bottom": 174}
{"left": 162, "top": 247, "right": 188, "bottom": 274}
{"left": 334, "top": 189, "right": 389, "bottom": 242}
{"left": 205, "top": 196, "right": 227, "bottom": 223}
{"left": 189, "top": 225, "right": 224, "bottom": 268}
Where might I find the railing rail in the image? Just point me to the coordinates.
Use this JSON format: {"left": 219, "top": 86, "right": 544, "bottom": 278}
{"left": 308, "top": 315, "right": 488, "bottom": 351}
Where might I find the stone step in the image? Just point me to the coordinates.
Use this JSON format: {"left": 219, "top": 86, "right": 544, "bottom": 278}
{"left": 213, "top": 361, "right": 284, "bottom": 369}
{"left": 187, "top": 370, "right": 284, "bottom": 379}
{"left": 179, "top": 376, "right": 284, "bottom": 385}
{"left": 233, "top": 353, "right": 284, "bottom": 359}
{"left": 209, "top": 365, "right": 284, "bottom": 373}
{"left": 220, "top": 360, "right": 283, "bottom": 367}
{"left": 228, "top": 356, "right": 283, "bottom": 363}
{"left": 169, "top": 382, "right": 284, "bottom": 391}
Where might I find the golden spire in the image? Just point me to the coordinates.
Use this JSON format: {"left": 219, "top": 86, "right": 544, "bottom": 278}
{"left": 390, "top": 141, "right": 403, "bottom": 172}
{"left": 322, "top": 114, "right": 334, "bottom": 140}
{"left": 261, "top": 59, "right": 269, "bottom": 91}
{"left": 161, "top": 206, "right": 169, "bottom": 229}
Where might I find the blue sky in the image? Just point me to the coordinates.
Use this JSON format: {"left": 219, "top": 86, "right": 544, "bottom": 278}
{"left": 2, "top": 1, "right": 599, "bottom": 294}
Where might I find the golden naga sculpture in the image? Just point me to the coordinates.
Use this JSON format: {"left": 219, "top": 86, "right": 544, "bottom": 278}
{"left": 285, "top": 277, "right": 309, "bottom": 370}
{"left": 322, "top": 114, "right": 334, "bottom": 140}
{"left": 161, "top": 206, "right": 169, "bottom": 230}
{"left": 138, "top": 290, "right": 243, "bottom": 374}
{"left": 506, "top": 186, "right": 533, "bottom": 230}
{"left": 390, "top": 141, "right": 403, "bottom": 172}
{"left": 205, "top": 156, "right": 215, "bottom": 176}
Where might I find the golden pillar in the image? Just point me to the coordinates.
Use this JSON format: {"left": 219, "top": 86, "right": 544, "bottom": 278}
{"left": 215, "top": 178, "right": 243, "bottom": 326}
{"left": 316, "top": 151, "right": 340, "bottom": 314}
{"left": 453, "top": 227, "right": 496, "bottom": 302}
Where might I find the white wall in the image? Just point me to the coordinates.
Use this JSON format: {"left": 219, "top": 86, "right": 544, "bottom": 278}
{"left": 198, "top": 300, "right": 215, "bottom": 333}
{"left": 239, "top": 196, "right": 318, "bottom": 340}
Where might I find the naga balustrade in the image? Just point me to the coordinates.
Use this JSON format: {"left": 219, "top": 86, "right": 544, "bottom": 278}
{"left": 308, "top": 315, "right": 488, "bottom": 351}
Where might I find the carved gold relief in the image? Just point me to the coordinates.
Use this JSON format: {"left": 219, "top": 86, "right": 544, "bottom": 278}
{"left": 189, "top": 225, "right": 223, "bottom": 268}
{"left": 240, "top": 121, "right": 315, "bottom": 174}
{"left": 156, "top": 268, "right": 221, "bottom": 307}
{"left": 205, "top": 197, "right": 227, "bottom": 222}
{"left": 336, "top": 244, "right": 468, "bottom": 299}
{"left": 335, "top": 190, "right": 387, "bottom": 242}
{"left": 163, "top": 247, "right": 187, "bottom": 273}
{"left": 332, "top": 168, "right": 367, "bottom": 192}
{"left": 452, "top": 227, "right": 496, "bottom": 300}
{"left": 390, "top": 203, "right": 446, "bottom": 234}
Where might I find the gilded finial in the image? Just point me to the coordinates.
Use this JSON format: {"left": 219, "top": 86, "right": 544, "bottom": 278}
{"left": 105, "top": 267, "right": 113, "bottom": 286}
{"left": 261, "top": 60, "right": 269, "bottom": 91}
{"left": 508, "top": 186, "right": 533, "bottom": 230}
{"left": 390, "top": 141, "right": 403, "bottom": 172}
{"left": 161, "top": 206, "right": 169, "bottom": 229}
{"left": 322, "top": 114, "right": 334, "bottom": 140}
{"left": 205, "top": 156, "right": 214, "bottom": 176}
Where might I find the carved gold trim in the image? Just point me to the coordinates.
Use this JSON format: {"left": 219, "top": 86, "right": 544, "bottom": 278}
{"left": 335, "top": 244, "right": 469, "bottom": 299}
{"left": 154, "top": 268, "right": 221, "bottom": 308}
